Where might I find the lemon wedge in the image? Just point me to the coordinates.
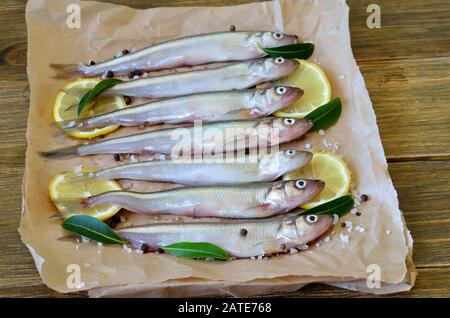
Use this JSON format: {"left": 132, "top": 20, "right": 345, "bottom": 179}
{"left": 275, "top": 59, "right": 331, "bottom": 118}
{"left": 53, "top": 78, "right": 126, "bottom": 139}
{"left": 283, "top": 150, "right": 351, "bottom": 209}
{"left": 49, "top": 169, "right": 122, "bottom": 220}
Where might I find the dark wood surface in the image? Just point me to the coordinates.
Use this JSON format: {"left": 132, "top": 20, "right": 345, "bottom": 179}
{"left": 0, "top": 0, "right": 449, "bottom": 297}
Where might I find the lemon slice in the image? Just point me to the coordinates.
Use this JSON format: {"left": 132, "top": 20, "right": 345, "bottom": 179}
{"left": 275, "top": 59, "right": 331, "bottom": 118}
{"left": 283, "top": 151, "right": 351, "bottom": 209}
{"left": 49, "top": 169, "right": 122, "bottom": 220}
{"left": 53, "top": 78, "right": 126, "bottom": 139}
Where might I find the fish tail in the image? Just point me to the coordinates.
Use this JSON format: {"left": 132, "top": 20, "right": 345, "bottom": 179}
{"left": 50, "top": 63, "right": 84, "bottom": 79}
{"left": 39, "top": 144, "right": 80, "bottom": 160}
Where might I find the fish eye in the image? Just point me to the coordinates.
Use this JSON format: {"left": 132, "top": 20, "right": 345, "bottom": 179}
{"left": 295, "top": 180, "right": 306, "bottom": 189}
{"left": 273, "top": 32, "right": 284, "bottom": 40}
{"left": 276, "top": 86, "right": 287, "bottom": 95}
{"left": 283, "top": 118, "right": 295, "bottom": 126}
{"left": 275, "top": 57, "right": 285, "bottom": 65}
{"left": 285, "top": 149, "right": 296, "bottom": 157}
{"left": 305, "top": 214, "right": 319, "bottom": 224}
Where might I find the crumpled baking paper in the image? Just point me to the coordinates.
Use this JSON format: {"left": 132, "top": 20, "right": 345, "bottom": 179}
{"left": 20, "top": 0, "right": 415, "bottom": 297}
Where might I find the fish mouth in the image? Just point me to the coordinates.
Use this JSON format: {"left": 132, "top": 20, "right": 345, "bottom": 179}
{"left": 306, "top": 179, "right": 325, "bottom": 199}
{"left": 278, "top": 59, "right": 300, "bottom": 77}
{"left": 279, "top": 119, "right": 314, "bottom": 142}
{"left": 282, "top": 87, "right": 304, "bottom": 106}
{"left": 312, "top": 215, "right": 334, "bottom": 237}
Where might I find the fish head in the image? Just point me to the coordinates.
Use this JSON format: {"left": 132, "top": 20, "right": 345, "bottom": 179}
{"left": 282, "top": 179, "right": 325, "bottom": 206}
{"left": 294, "top": 214, "right": 333, "bottom": 242}
{"left": 262, "top": 57, "right": 300, "bottom": 78}
{"left": 250, "top": 86, "right": 304, "bottom": 116}
{"left": 269, "top": 117, "right": 314, "bottom": 143}
{"left": 258, "top": 31, "right": 298, "bottom": 48}
{"left": 278, "top": 149, "right": 313, "bottom": 173}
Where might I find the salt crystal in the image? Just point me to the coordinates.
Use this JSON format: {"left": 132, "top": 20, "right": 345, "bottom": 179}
{"left": 386, "top": 230, "right": 392, "bottom": 235}
{"left": 257, "top": 255, "right": 263, "bottom": 260}
{"left": 351, "top": 208, "right": 358, "bottom": 215}
{"left": 115, "top": 51, "right": 123, "bottom": 58}
{"left": 76, "top": 282, "right": 85, "bottom": 289}
{"left": 131, "top": 47, "right": 138, "bottom": 52}
{"left": 129, "top": 155, "right": 139, "bottom": 163}
{"left": 88, "top": 172, "right": 94, "bottom": 178}
{"left": 323, "top": 236, "right": 331, "bottom": 243}
{"left": 73, "top": 165, "right": 83, "bottom": 176}
{"left": 358, "top": 226, "right": 366, "bottom": 233}
{"left": 159, "top": 154, "right": 166, "bottom": 161}
{"left": 345, "top": 220, "right": 353, "bottom": 233}
{"left": 304, "top": 143, "right": 312, "bottom": 150}
{"left": 315, "top": 242, "right": 321, "bottom": 247}
{"left": 318, "top": 129, "right": 325, "bottom": 136}
{"left": 133, "top": 75, "right": 140, "bottom": 80}
{"left": 123, "top": 244, "right": 132, "bottom": 253}
{"left": 331, "top": 231, "right": 336, "bottom": 235}
{"left": 81, "top": 236, "right": 90, "bottom": 244}
{"left": 339, "top": 75, "right": 345, "bottom": 79}
{"left": 142, "top": 72, "right": 149, "bottom": 78}
{"left": 75, "top": 244, "right": 80, "bottom": 251}
{"left": 332, "top": 214, "right": 339, "bottom": 225}
{"left": 299, "top": 244, "right": 309, "bottom": 251}
{"left": 100, "top": 73, "right": 106, "bottom": 79}
{"left": 134, "top": 249, "right": 144, "bottom": 255}
{"left": 251, "top": 256, "right": 256, "bottom": 260}
{"left": 289, "top": 248, "right": 298, "bottom": 254}
{"left": 97, "top": 242, "right": 103, "bottom": 247}
{"left": 339, "top": 233, "right": 349, "bottom": 243}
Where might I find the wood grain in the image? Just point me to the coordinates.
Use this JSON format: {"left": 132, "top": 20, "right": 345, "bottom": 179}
{"left": 0, "top": 0, "right": 449, "bottom": 298}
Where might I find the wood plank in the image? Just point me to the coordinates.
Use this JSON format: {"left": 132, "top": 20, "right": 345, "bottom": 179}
{"left": 360, "top": 57, "right": 450, "bottom": 159}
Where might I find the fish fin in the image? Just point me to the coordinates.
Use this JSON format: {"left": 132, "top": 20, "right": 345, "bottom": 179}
{"left": 50, "top": 63, "right": 83, "bottom": 79}
{"left": 39, "top": 145, "right": 80, "bottom": 160}
{"left": 219, "top": 109, "right": 253, "bottom": 121}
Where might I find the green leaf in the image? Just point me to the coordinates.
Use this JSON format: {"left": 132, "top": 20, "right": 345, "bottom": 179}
{"left": 77, "top": 78, "right": 122, "bottom": 117}
{"left": 260, "top": 43, "right": 315, "bottom": 59}
{"left": 305, "top": 97, "right": 342, "bottom": 131}
{"left": 61, "top": 215, "right": 125, "bottom": 244}
{"left": 301, "top": 195, "right": 354, "bottom": 217}
{"left": 161, "top": 242, "right": 231, "bottom": 261}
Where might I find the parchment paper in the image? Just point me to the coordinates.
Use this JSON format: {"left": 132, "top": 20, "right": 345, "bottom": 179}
{"left": 21, "top": 0, "right": 416, "bottom": 297}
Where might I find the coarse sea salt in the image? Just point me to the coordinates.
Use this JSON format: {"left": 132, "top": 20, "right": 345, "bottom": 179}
{"left": 318, "top": 129, "right": 325, "bottom": 136}
{"left": 289, "top": 248, "right": 298, "bottom": 254}
{"left": 129, "top": 155, "right": 139, "bottom": 163}
{"left": 332, "top": 214, "right": 339, "bottom": 225}
{"left": 386, "top": 230, "right": 392, "bottom": 235}
{"left": 339, "top": 75, "right": 345, "bottom": 79}
{"left": 323, "top": 236, "right": 331, "bottom": 243}
{"left": 351, "top": 208, "right": 358, "bottom": 215}
{"left": 339, "top": 233, "right": 349, "bottom": 243}
{"left": 81, "top": 236, "right": 90, "bottom": 244}
{"left": 123, "top": 244, "right": 132, "bottom": 253}
{"left": 304, "top": 143, "right": 312, "bottom": 150}
{"left": 299, "top": 244, "right": 309, "bottom": 251}
{"left": 133, "top": 75, "right": 140, "bottom": 80}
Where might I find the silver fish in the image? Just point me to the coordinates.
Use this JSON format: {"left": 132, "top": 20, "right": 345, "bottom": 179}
{"left": 89, "top": 149, "right": 312, "bottom": 185}
{"left": 51, "top": 31, "right": 297, "bottom": 78}
{"left": 100, "top": 58, "right": 299, "bottom": 99}
{"left": 40, "top": 117, "right": 314, "bottom": 159}
{"left": 57, "top": 86, "right": 303, "bottom": 130}
{"left": 116, "top": 212, "right": 333, "bottom": 258}
{"left": 81, "top": 179, "right": 324, "bottom": 218}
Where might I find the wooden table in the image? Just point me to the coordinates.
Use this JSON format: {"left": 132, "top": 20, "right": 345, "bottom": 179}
{"left": 0, "top": 0, "right": 449, "bottom": 297}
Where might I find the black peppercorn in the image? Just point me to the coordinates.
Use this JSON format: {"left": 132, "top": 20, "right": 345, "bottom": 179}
{"left": 122, "top": 49, "right": 129, "bottom": 55}
{"left": 229, "top": 25, "right": 236, "bottom": 32}
{"left": 128, "top": 71, "right": 135, "bottom": 79}
{"left": 360, "top": 194, "right": 369, "bottom": 202}
{"left": 106, "top": 70, "right": 114, "bottom": 78}
{"left": 114, "top": 153, "right": 121, "bottom": 161}
{"left": 89, "top": 60, "right": 96, "bottom": 66}
{"left": 341, "top": 222, "right": 347, "bottom": 228}
{"left": 356, "top": 212, "right": 362, "bottom": 216}
{"left": 134, "top": 70, "right": 143, "bottom": 76}
{"left": 240, "top": 228, "right": 248, "bottom": 236}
